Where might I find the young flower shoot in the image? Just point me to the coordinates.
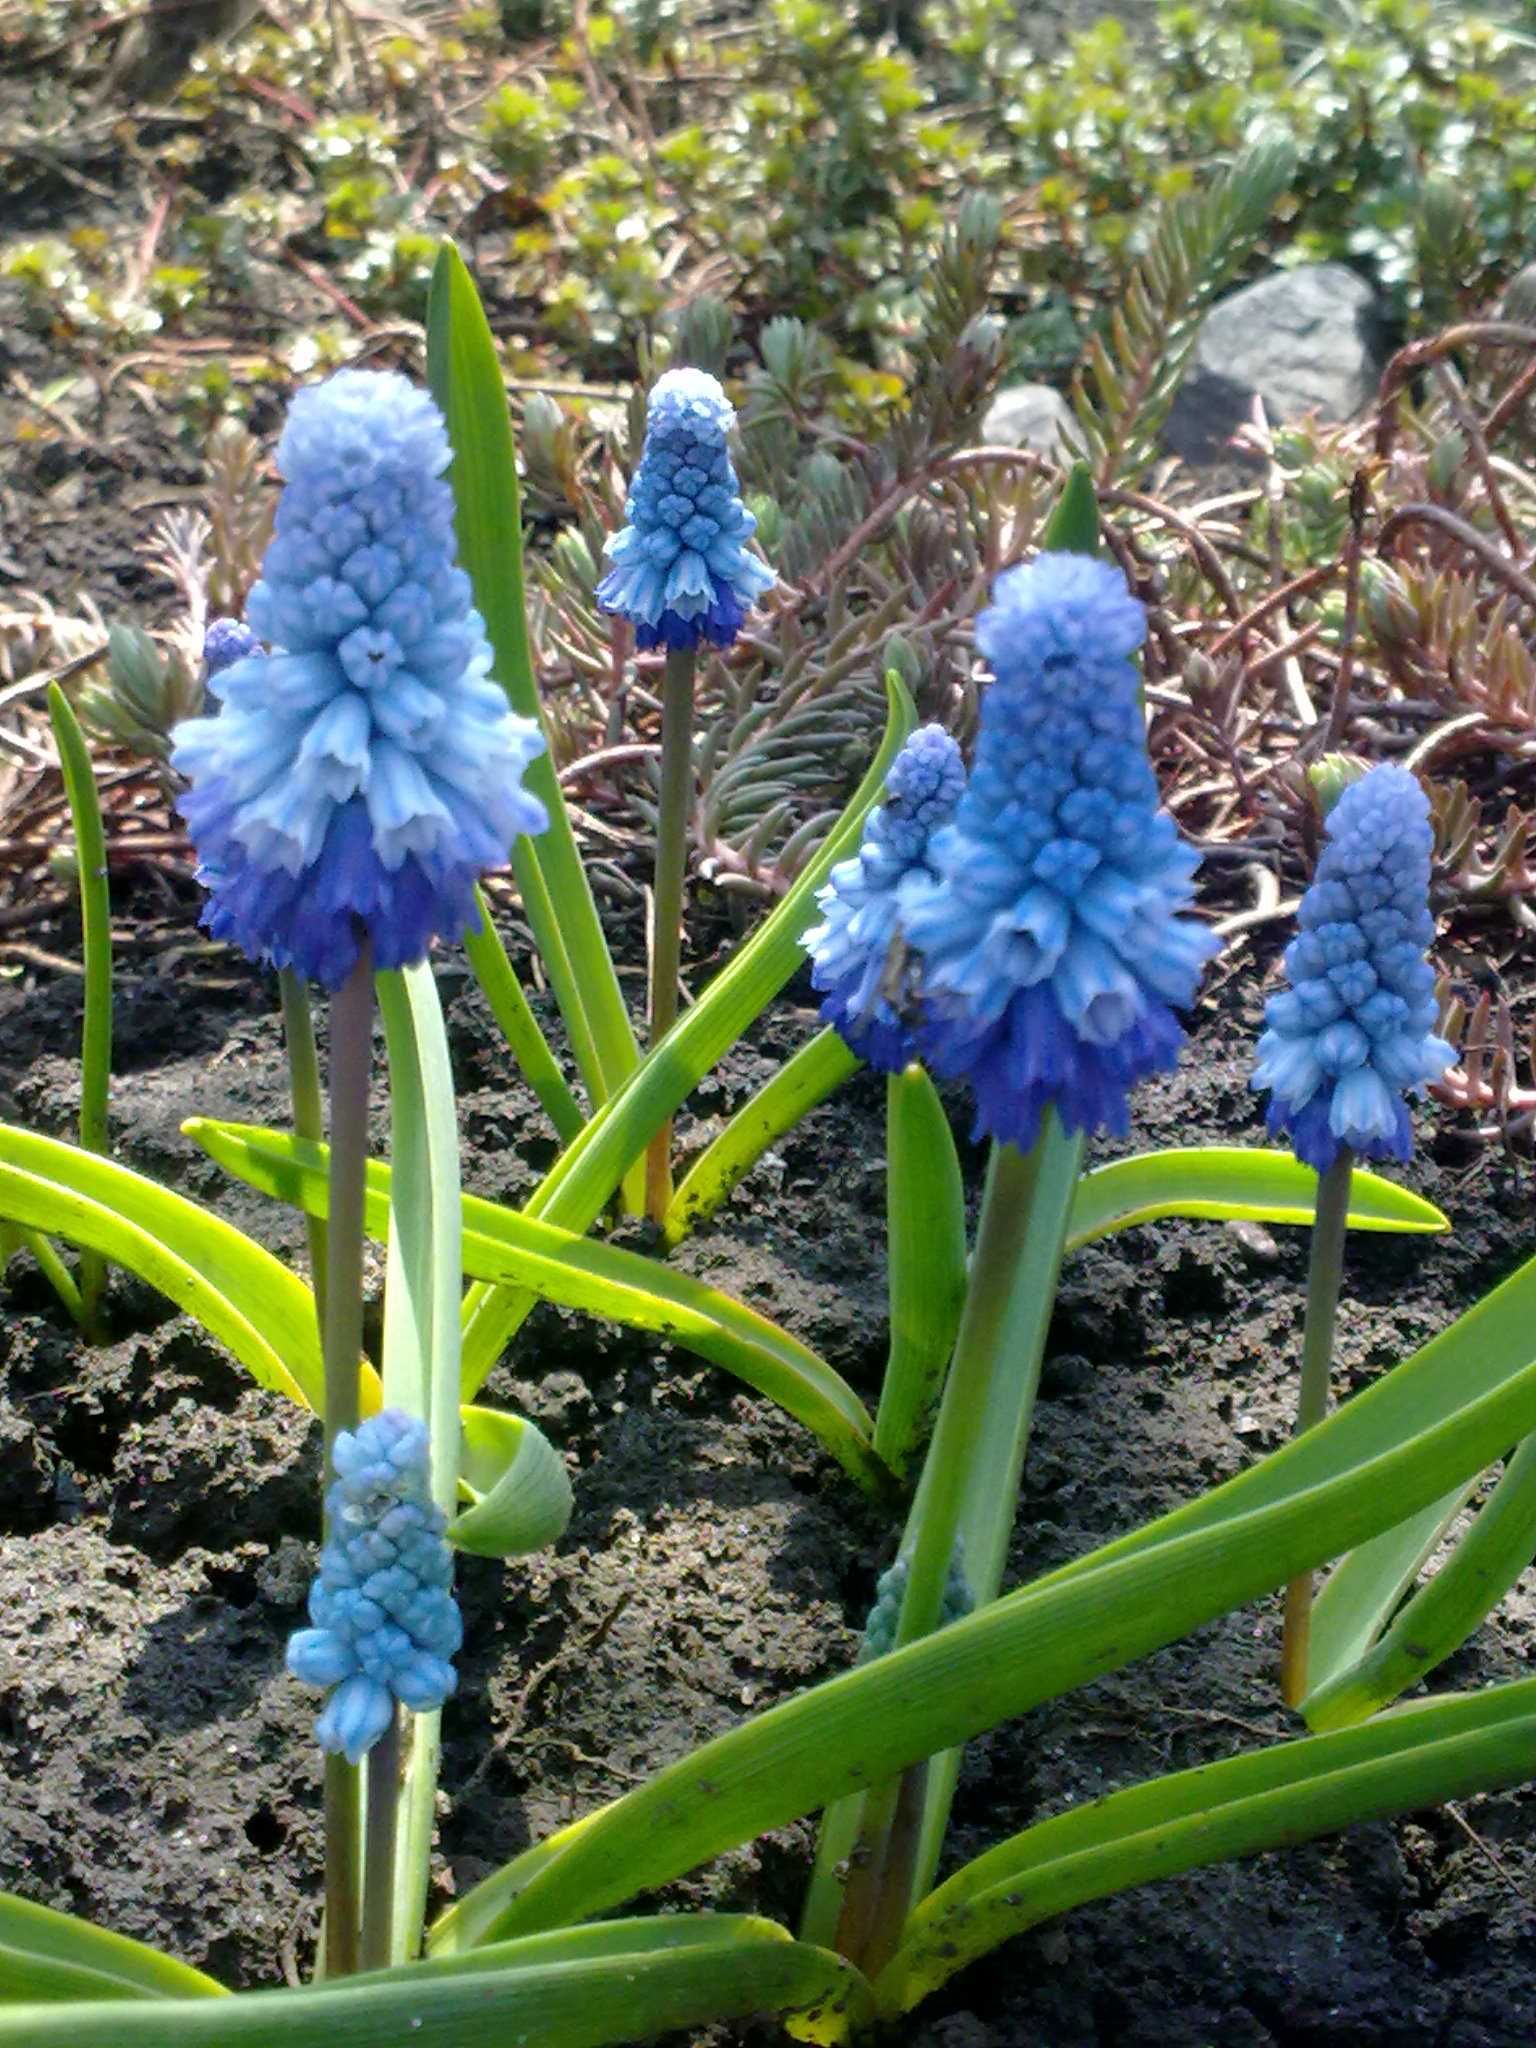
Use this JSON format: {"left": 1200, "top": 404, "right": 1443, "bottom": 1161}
{"left": 595, "top": 367, "right": 775, "bottom": 651}
{"left": 173, "top": 369, "right": 549, "bottom": 989}
{"left": 287, "top": 1410, "right": 462, "bottom": 1766}
{"left": 1254, "top": 762, "right": 1453, "bottom": 1171}
{"left": 804, "top": 722, "right": 966, "bottom": 1072}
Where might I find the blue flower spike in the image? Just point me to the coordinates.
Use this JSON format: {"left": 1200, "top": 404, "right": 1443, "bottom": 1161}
{"left": 804, "top": 723, "right": 967, "bottom": 1072}
{"left": 287, "top": 1410, "right": 462, "bottom": 1766}
{"left": 595, "top": 367, "right": 776, "bottom": 651}
{"left": 1254, "top": 763, "right": 1454, "bottom": 1172}
{"left": 173, "top": 369, "right": 549, "bottom": 990}
{"left": 903, "top": 552, "right": 1219, "bottom": 1151}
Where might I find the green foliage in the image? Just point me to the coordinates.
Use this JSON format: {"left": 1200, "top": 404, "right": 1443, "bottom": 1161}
{"left": 6, "top": 1, "right": 1530, "bottom": 385}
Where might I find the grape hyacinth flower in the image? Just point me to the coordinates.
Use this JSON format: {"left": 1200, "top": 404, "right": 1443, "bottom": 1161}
{"left": 1253, "top": 763, "right": 1453, "bottom": 1172}
{"left": 901, "top": 553, "right": 1219, "bottom": 1151}
{"left": 803, "top": 723, "right": 966, "bottom": 1072}
{"left": 173, "top": 369, "right": 548, "bottom": 989}
{"left": 287, "top": 1410, "right": 461, "bottom": 1766}
{"left": 595, "top": 367, "right": 775, "bottom": 651}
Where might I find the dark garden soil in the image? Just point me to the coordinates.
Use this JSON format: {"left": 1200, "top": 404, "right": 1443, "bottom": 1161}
{"left": 1, "top": 894, "right": 1534, "bottom": 2048}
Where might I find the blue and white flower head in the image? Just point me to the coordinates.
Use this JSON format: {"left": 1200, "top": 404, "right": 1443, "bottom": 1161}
{"left": 172, "top": 370, "right": 548, "bottom": 990}
{"left": 1254, "top": 763, "right": 1453, "bottom": 1172}
{"left": 901, "top": 552, "right": 1219, "bottom": 1151}
{"left": 803, "top": 724, "right": 966, "bottom": 1072}
{"left": 595, "top": 367, "right": 775, "bottom": 651}
{"left": 287, "top": 1409, "right": 462, "bottom": 1765}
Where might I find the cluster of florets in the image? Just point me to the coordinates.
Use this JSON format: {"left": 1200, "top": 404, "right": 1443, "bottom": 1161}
{"left": 858, "top": 1547, "right": 974, "bottom": 1664}
{"left": 804, "top": 724, "right": 966, "bottom": 1071}
{"left": 173, "top": 369, "right": 548, "bottom": 989}
{"left": 286, "top": 1410, "right": 462, "bottom": 1765}
{"left": 595, "top": 368, "right": 775, "bottom": 651}
{"left": 1253, "top": 764, "right": 1453, "bottom": 1170}
{"left": 807, "top": 555, "right": 1218, "bottom": 1151}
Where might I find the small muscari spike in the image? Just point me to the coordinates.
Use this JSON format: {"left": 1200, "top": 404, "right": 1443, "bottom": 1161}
{"left": 802, "top": 723, "right": 967, "bottom": 1073}
{"left": 857, "top": 1545, "right": 974, "bottom": 1665}
{"left": 202, "top": 616, "right": 261, "bottom": 677}
{"left": 900, "top": 553, "right": 1219, "bottom": 1151}
{"left": 595, "top": 367, "right": 776, "bottom": 652}
{"left": 172, "top": 368, "right": 548, "bottom": 990}
{"left": 287, "top": 1409, "right": 462, "bottom": 1766}
{"left": 1253, "top": 762, "right": 1454, "bottom": 1172}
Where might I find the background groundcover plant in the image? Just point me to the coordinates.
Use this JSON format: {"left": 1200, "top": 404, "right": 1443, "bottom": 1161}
{"left": 4, "top": 244, "right": 1536, "bottom": 2044}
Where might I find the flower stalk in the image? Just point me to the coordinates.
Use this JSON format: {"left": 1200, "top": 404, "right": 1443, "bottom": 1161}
{"left": 1280, "top": 1145, "right": 1354, "bottom": 1708}
{"left": 320, "top": 946, "right": 374, "bottom": 1978}
{"left": 279, "top": 967, "right": 329, "bottom": 1330}
{"left": 644, "top": 643, "right": 697, "bottom": 1220}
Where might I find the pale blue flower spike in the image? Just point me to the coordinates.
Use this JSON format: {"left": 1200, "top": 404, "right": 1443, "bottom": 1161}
{"left": 173, "top": 369, "right": 548, "bottom": 990}
{"left": 803, "top": 723, "right": 966, "bottom": 1071}
{"left": 1254, "top": 763, "right": 1454, "bottom": 1171}
{"left": 287, "top": 1409, "right": 462, "bottom": 1763}
{"left": 902, "top": 552, "right": 1219, "bottom": 1151}
{"left": 596, "top": 367, "right": 775, "bottom": 651}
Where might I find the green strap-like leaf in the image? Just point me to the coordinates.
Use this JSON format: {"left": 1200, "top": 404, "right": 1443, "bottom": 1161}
{"left": 1303, "top": 1476, "right": 1478, "bottom": 1701}
{"left": 662, "top": 1028, "right": 861, "bottom": 1249}
{"left": 462, "top": 891, "right": 584, "bottom": 1143}
{"left": 451, "top": 1404, "right": 573, "bottom": 1558}
{"left": 454, "top": 672, "right": 918, "bottom": 1383}
{"left": 47, "top": 684, "right": 112, "bottom": 1327}
{"left": 184, "top": 1119, "right": 890, "bottom": 1501}
{"left": 0, "top": 1127, "right": 322, "bottom": 1410}
{"left": 875, "top": 1680, "right": 1536, "bottom": 2012}
{"left": 0, "top": 1892, "right": 224, "bottom": 2005}
{"left": 873, "top": 1065, "right": 967, "bottom": 1479}
{"left": 430, "top": 1243, "right": 1536, "bottom": 1951}
{"left": 1065, "top": 1146, "right": 1447, "bottom": 1250}
{"left": 0, "top": 1916, "right": 871, "bottom": 2046}
{"left": 1306, "top": 1430, "right": 1536, "bottom": 1730}
{"left": 427, "top": 245, "right": 641, "bottom": 1165}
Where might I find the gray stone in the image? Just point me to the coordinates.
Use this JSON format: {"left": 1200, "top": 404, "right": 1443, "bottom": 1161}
{"left": 1165, "top": 262, "right": 1389, "bottom": 465}
{"left": 981, "top": 380, "right": 1080, "bottom": 460}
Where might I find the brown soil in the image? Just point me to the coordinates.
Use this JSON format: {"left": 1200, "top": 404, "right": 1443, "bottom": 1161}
{"left": 1, "top": 905, "right": 1534, "bottom": 2046}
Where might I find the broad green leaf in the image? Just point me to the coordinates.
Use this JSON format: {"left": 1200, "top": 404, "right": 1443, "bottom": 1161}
{"left": 662, "top": 1028, "right": 861, "bottom": 1248}
{"left": 875, "top": 1680, "right": 1536, "bottom": 2012}
{"left": 427, "top": 245, "right": 640, "bottom": 1167}
{"left": 1306, "top": 1431, "right": 1536, "bottom": 1730}
{"left": 184, "top": 1119, "right": 891, "bottom": 1501}
{"left": 0, "top": 1892, "right": 224, "bottom": 2004}
{"left": 430, "top": 1244, "right": 1536, "bottom": 1950}
{"left": 451, "top": 1404, "right": 573, "bottom": 1558}
{"left": 0, "top": 1915, "right": 870, "bottom": 2046}
{"left": 0, "top": 1126, "right": 332, "bottom": 1412}
{"left": 1304, "top": 1477, "right": 1478, "bottom": 1700}
{"left": 46, "top": 684, "right": 112, "bottom": 1326}
{"left": 1066, "top": 1146, "right": 1447, "bottom": 1251}
{"left": 456, "top": 671, "right": 916, "bottom": 1380}
{"left": 872, "top": 1065, "right": 966, "bottom": 1479}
